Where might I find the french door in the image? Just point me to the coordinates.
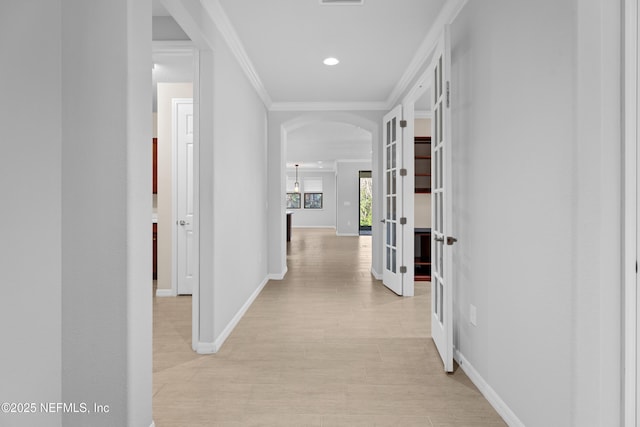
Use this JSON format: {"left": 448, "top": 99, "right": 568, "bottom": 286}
{"left": 431, "top": 28, "right": 455, "bottom": 372}
{"left": 382, "top": 105, "right": 404, "bottom": 295}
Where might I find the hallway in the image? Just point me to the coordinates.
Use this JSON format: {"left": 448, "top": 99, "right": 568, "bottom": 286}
{"left": 153, "top": 229, "right": 505, "bottom": 426}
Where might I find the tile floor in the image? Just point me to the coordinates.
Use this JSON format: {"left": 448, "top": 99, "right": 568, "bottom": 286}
{"left": 153, "top": 228, "right": 506, "bottom": 426}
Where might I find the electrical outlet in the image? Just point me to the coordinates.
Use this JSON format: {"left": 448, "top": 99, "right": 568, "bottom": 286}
{"left": 470, "top": 304, "right": 477, "bottom": 326}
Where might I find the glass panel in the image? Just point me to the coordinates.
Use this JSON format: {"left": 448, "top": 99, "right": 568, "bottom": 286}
{"left": 438, "top": 56, "right": 443, "bottom": 98}
{"left": 434, "top": 277, "right": 439, "bottom": 314}
{"left": 392, "top": 196, "right": 396, "bottom": 220}
{"left": 386, "top": 171, "right": 391, "bottom": 196}
{"left": 386, "top": 247, "right": 391, "bottom": 271}
{"left": 433, "top": 109, "right": 438, "bottom": 143}
{"left": 392, "top": 117, "right": 396, "bottom": 142}
{"left": 386, "top": 196, "right": 391, "bottom": 220}
{"left": 386, "top": 120, "right": 391, "bottom": 147}
{"left": 392, "top": 249, "right": 396, "bottom": 273}
{"left": 439, "top": 244, "right": 444, "bottom": 280}
{"left": 386, "top": 146, "right": 391, "bottom": 170}
{"left": 438, "top": 149, "right": 443, "bottom": 189}
{"left": 434, "top": 66, "right": 439, "bottom": 102}
{"left": 439, "top": 282, "right": 444, "bottom": 323}
{"left": 392, "top": 143, "right": 396, "bottom": 168}
{"left": 386, "top": 222, "right": 391, "bottom": 245}
{"left": 439, "top": 101, "right": 443, "bottom": 143}
{"left": 438, "top": 193, "right": 443, "bottom": 231}
{"left": 392, "top": 223, "right": 396, "bottom": 247}
{"left": 391, "top": 170, "right": 396, "bottom": 195}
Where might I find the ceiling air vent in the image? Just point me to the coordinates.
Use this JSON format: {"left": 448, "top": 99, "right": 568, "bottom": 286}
{"left": 320, "top": 0, "right": 364, "bottom": 5}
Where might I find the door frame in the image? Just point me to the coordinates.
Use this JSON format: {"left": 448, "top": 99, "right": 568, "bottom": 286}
{"left": 401, "top": 70, "right": 435, "bottom": 297}
{"left": 358, "top": 170, "right": 373, "bottom": 235}
{"left": 625, "top": 0, "right": 639, "bottom": 424}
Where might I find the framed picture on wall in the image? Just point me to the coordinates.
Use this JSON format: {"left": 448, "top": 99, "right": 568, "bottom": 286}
{"left": 286, "top": 192, "right": 301, "bottom": 209}
{"left": 304, "top": 193, "right": 323, "bottom": 209}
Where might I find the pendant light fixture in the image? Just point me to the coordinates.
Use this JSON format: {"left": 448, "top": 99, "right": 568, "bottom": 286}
{"left": 294, "top": 164, "right": 300, "bottom": 193}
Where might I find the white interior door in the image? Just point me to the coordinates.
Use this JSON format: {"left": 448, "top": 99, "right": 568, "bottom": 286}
{"left": 174, "top": 99, "right": 195, "bottom": 295}
{"left": 382, "top": 105, "right": 404, "bottom": 295}
{"left": 431, "top": 28, "right": 454, "bottom": 372}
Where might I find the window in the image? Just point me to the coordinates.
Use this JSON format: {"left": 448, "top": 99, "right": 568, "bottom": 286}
{"left": 303, "top": 177, "right": 323, "bottom": 209}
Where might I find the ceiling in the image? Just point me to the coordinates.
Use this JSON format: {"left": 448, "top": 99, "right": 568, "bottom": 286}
{"left": 217, "top": 0, "right": 446, "bottom": 106}
{"left": 287, "top": 121, "right": 372, "bottom": 171}
{"left": 152, "top": 0, "right": 442, "bottom": 166}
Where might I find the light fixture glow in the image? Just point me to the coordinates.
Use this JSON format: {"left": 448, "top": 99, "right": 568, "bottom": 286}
{"left": 294, "top": 164, "right": 300, "bottom": 193}
{"left": 323, "top": 57, "right": 340, "bottom": 66}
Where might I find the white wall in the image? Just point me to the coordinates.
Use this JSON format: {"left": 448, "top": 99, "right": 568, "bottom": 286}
{"left": 336, "top": 161, "right": 372, "bottom": 236}
{"left": 0, "top": 1, "right": 153, "bottom": 426}
{"left": 450, "top": 1, "right": 621, "bottom": 425}
{"left": 287, "top": 170, "right": 336, "bottom": 228}
{"left": 210, "top": 31, "right": 269, "bottom": 341}
{"left": 160, "top": 1, "right": 270, "bottom": 350}
{"left": 0, "top": 2, "right": 62, "bottom": 426}
{"left": 156, "top": 82, "right": 193, "bottom": 293}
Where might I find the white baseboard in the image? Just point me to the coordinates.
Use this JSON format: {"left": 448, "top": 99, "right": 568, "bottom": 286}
{"left": 370, "top": 267, "right": 382, "bottom": 280}
{"left": 195, "top": 341, "right": 216, "bottom": 354}
{"left": 211, "top": 276, "right": 270, "bottom": 352}
{"left": 292, "top": 225, "right": 336, "bottom": 229}
{"left": 455, "top": 350, "right": 525, "bottom": 427}
{"left": 268, "top": 267, "right": 288, "bottom": 280}
{"left": 155, "top": 288, "right": 176, "bottom": 297}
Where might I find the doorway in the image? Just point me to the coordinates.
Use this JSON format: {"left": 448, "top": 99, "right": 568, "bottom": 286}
{"left": 359, "top": 171, "right": 372, "bottom": 235}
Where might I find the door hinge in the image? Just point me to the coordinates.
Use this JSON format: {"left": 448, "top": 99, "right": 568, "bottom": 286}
{"left": 400, "top": 266, "right": 407, "bottom": 274}
{"left": 399, "top": 168, "right": 407, "bottom": 176}
{"left": 446, "top": 81, "right": 450, "bottom": 108}
{"left": 400, "top": 119, "right": 407, "bottom": 128}
{"left": 400, "top": 217, "right": 407, "bottom": 225}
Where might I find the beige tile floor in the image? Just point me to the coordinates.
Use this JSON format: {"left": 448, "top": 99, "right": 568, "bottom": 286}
{"left": 153, "top": 228, "right": 506, "bottom": 426}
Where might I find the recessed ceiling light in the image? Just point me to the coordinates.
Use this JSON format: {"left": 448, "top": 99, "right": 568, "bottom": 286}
{"left": 323, "top": 57, "right": 340, "bottom": 66}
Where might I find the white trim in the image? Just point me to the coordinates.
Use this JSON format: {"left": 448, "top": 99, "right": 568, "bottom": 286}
{"left": 385, "top": 0, "right": 468, "bottom": 108}
{"left": 335, "top": 158, "right": 374, "bottom": 164}
{"left": 370, "top": 267, "right": 382, "bottom": 280}
{"left": 200, "top": 0, "right": 272, "bottom": 108}
{"left": 625, "top": 0, "right": 639, "bottom": 425}
{"left": 455, "top": 351, "right": 525, "bottom": 427}
{"left": 195, "top": 342, "right": 216, "bottom": 354}
{"left": 191, "top": 51, "right": 202, "bottom": 353}
{"left": 211, "top": 276, "right": 270, "bottom": 352}
{"left": 415, "top": 110, "right": 433, "bottom": 119}
{"left": 270, "top": 101, "right": 388, "bottom": 112}
{"left": 268, "top": 267, "right": 288, "bottom": 281}
{"left": 155, "top": 288, "right": 177, "bottom": 297}
{"left": 319, "top": 0, "right": 364, "bottom": 5}
{"left": 152, "top": 40, "right": 194, "bottom": 57}
{"left": 335, "top": 232, "right": 359, "bottom": 237}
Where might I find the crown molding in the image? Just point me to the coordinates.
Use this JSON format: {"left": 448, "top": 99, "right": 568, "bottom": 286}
{"left": 415, "top": 110, "right": 433, "bottom": 119}
{"left": 270, "top": 101, "right": 389, "bottom": 112}
{"left": 385, "top": 0, "right": 468, "bottom": 109}
{"left": 152, "top": 40, "right": 194, "bottom": 56}
{"left": 200, "top": 0, "right": 273, "bottom": 109}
